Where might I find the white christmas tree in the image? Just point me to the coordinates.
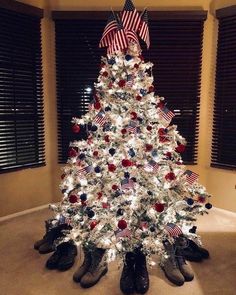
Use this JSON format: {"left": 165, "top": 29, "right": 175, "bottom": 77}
{"left": 50, "top": 2, "right": 212, "bottom": 266}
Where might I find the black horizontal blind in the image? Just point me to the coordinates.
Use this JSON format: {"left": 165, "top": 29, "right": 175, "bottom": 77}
{"left": 211, "top": 7, "right": 236, "bottom": 169}
{"left": 0, "top": 7, "right": 45, "bottom": 173}
{"left": 54, "top": 12, "right": 206, "bottom": 164}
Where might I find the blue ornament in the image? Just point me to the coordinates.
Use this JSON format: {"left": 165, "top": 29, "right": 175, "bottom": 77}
{"left": 151, "top": 149, "right": 158, "bottom": 157}
{"left": 80, "top": 193, "right": 87, "bottom": 201}
{"left": 94, "top": 166, "right": 101, "bottom": 173}
{"left": 109, "top": 148, "right": 116, "bottom": 156}
{"left": 124, "top": 172, "right": 130, "bottom": 178}
{"left": 205, "top": 203, "right": 212, "bottom": 210}
{"left": 125, "top": 54, "right": 133, "bottom": 61}
{"left": 87, "top": 210, "right": 95, "bottom": 218}
{"left": 105, "top": 106, "right": 111, "bottom": 112}
{"left": 187, "top": 198, "right": 194, "bottom": 206}
{"left": 114, "top": 191, "right": 121, "bottom": 197}
{"left": 128, "top": 148, "right": 135, "bottom": 157}
{"left": 140, "top": 89, "right": 147, "bottom": 96}
{"left": 79, "top": 153, "right": 86, "bottom": 160}
{"left": 108, "top": 57, "right": 116, "bottom": 65}
{"left": 61, "top": 189, "right": 67, "bottom": 194}
{"left": 103, "top": 123, "right": 111, "bottom": 131}
{"left": 91, "top": 125, "right": 98, "bottom": 132}
{"left": 87, "top": 122, "right": 92, "bottom": 130}
{"left": 147, "top": 191, "right": 153, "bottom": 196}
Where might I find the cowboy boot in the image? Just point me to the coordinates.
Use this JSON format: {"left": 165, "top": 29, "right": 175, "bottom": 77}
{"left": 80, "top": 248, "right": 108, "bottom": 288}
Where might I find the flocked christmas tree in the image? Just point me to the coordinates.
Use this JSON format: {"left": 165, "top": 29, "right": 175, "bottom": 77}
{"left": 50, "top": 1, "right": 212, "bottom": 267}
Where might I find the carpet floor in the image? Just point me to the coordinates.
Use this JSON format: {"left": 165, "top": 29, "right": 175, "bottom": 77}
{"left": 0, "top": 208, "right": 236, "bottom": 295}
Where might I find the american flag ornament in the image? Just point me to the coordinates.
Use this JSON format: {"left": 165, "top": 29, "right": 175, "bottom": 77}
{"left": 121, "top": 0, "right": 141, "bottom": 32}
{"left": 158, "top": 106, "right": 175, "bottom": 122}
{"left": 121, "top": 178, "right": 134, "bottom": 190}
{"left": 184, "top": 170, "right": 199, "bottom": 185}
{"left": 127, "top": 120, "right": 138, "bottom": 134}
{"left": 126, "top": 74, "right": 134, "bottom": 87}
{"left": 93, "top": 111, "right": 107, "bottom": 126}
{"left": 138, "top": 9, "right": 150, "bottom": 49}
{"left": 99, "top": 11, "right": 117, "bottom": 48}
{"left": 115, "top": 228, "right": 131, "bottom": 239}
{"left": 76, "top": 165, "right": 93, "bottom": 176}
{"left": 125, "top": 29, "right": 140, "bottom": 47}
{"left": 145, "top": 160, "right": 159, "bottom": 173}
{"left": 165, "top": 223, "right": 183, "bottom": 237}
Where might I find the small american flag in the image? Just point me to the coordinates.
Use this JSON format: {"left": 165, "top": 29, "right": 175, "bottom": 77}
{"left": 126, "top": 29, "right": 140, "bottom": 47}
{"left": 138, "top": 9, "right": 150, "bottom": 49}
{"left": 108, "top": 15, "right": 128, "bottom": 54}
{"left": 121, "top": 0, "right": 141, "bottom": 32}
{"left": 115, "top": 228, "right": 131, "bottom": 239}
{"left": 93, "top": 111, "right": 107, "bottom": 126}
{"left": 76, "top": 165, "right": 92, "bottom": 176}
{"left": 145, "top": 160, "right": 159, "bottom": 173}
{"left": 127, "top": 120, "right": 137, "bottom": 133}
{"left": 165, "top": 223, "right": 183, "bottom": 237}
{"left": 121, "top": 178, "right": 134, "bottom": 190}
{"left": 99, "top": 11, "right": 117, "bottom": 48}
{"left": 158, "top": 106, "right": 175, "bottom": 122}
{"left": 184, "top": 170, "right": 199, "bottom": 185}
{"left": 126, "top": 74, "right": 134, "bottom": 87}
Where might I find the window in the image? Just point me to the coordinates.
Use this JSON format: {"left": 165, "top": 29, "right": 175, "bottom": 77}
{"left": 211, "top": 6, "right": 236, "bottom": 169}
{"left": 0, "top": 2, "right": 44, "bottom": 173}
{"left": 53, "top": 11, "right": 206, "bottom": 164}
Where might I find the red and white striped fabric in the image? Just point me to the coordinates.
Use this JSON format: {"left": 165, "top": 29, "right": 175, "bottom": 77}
{"left": 138, "top": 9, "right": 150, "bottom": 49}
{"left": 121, "top": 0, "right": 141, "bottom": 32}
{"left": 164, "top": 223, "right": 183, "bottom": 237}
{"left": 99, "top": 12, "right": 117, "bottom": 48}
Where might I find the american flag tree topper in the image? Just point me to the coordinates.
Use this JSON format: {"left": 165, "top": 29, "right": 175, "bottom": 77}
{"left": 99, "top": 12, "right": 117, "bottom": 48}
{"left": 121, "top": 0, "right": 141, "bottom": 32}
{"left": 139, "top": 8, "right": 150, "bottom": 48}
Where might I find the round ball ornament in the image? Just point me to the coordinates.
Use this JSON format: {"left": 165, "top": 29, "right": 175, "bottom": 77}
{"left": 187, "top": 198, "right": 194, "bottom": 206}
{"left": 87, "top": 210, "right": 95, "bottom": 218}
{"left": 108, "top": 164, "right": 116, "bottom": 172}
{"left": 154, "top": 203, "right": 165, "bottom": 212}
{"left": 69, "top": 194, "right": 78, "bottom": 204}
{"left": 117, "top": 208, "right": 124, "bottom": 216}
{"left": 205, "top": 203, "right": 212, "bottom": 210}
{"left": 80, "top": 193, "right": 87, "bottom": 201}
{"left": 90, "top": 221, "right": 98, "bottom": 230}
{"left": 118, "top": 219, "right": 127, "bottom": 230}
{"left": 72, "top": 124, "right": 81, "bottom": 133}
{"left": 176, "top": 144, "right": 186, "bottom": 153}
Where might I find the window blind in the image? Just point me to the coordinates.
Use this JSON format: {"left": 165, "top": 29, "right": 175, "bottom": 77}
{"left": 0, "top": 3, "right": 44, "bottom": 173}
{"left": 53, "top": 11, "right": 206, "bottom": 164}
{"left": 211, "top": 6, "right": 236, "bottom": 169}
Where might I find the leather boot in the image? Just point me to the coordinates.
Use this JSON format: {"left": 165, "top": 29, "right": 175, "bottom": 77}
{"left": 134, "top": 251, "right": 149, "bottom": 294}
{"left": 34, "top": 219, "right": 54, "bottom": 250}
{"left": 73, "top": 247, "right": 92, "bottom": 283}
{"left": 161, "top": 240, "right": 185, "bottom": 286}
{"left": 175, "top": 248, "right": 194, "bottom": 281}
{"left": 80, "top": 248, "right": 108, "bottom": 288}
{"left": 120, "top": 252, "right": 136, "bottom": 294}
{"left": 182, "top": 239, "right": 209, "bottom": 261}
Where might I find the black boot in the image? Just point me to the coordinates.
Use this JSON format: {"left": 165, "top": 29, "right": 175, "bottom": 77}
{"left": 182, "top": 239, "right": 209, "bottom": 262}
{"left": 34, "top": 219, "right": 54, "bottom": 250}
{"left": 134, "top": 251, "right": 149, "bottom": 294}
{"left": 46, "top": 241, "right": 77, "bottom": 271}
{"left": 120, "top": 252, "right": 136, "bottom": 294}
{"left": 73, "top": 247, "right": 92, "bottom": 282}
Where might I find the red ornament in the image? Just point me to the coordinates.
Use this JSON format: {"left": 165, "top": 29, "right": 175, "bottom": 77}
{"left": 102, "top": 71, "right": 108, "bottom": 77}
{"left": 112, "top": 184, "right": 119, "bottom": 190}
{"left": 94, "top": 101, "right": 101, "bottom": 110}
{"left": 139, "top": 55, "right": 144, "bottom": 61}
{"left": 104, "top": 135, "right": 110, "bottom": 143}
{"left": 157, "top": 101, "right": 165, "bottom": 109}
{"left": 136, "top": 95, "right": 142, "bottom": 101}
{"left": 122, "top": 159, "right": 132, "bottom": 167}
{"left": 154, "top": 203, "right": 165, "bottom": 212}
{"left": 93, "top": 151, "right": 99, "bottom": 157}
{"left": 108, "top": 82, "right": 113, "bottom": 89}
{"left": 130, "top": 112, "right": 138, "bottom": 120}
{"left": 165, "top": 152, "right": 172, "bottom": 159}
{"left": 145, "top": 144, "right": 153, "bottom": 152}
{"left": 97, "top": 192, "right": 103, "bottom": 199}
{"left": 198, "top": 196, "right": 206, "bottom": 203}
{"left": 102, "top": 202, "right": 109, "bottom": 209}
{"left": 61, "top": 174, "right": 65, "bottom": 180}
{"left": 149, "top": 85, "right": 154, "bottom": 92}
{"left": 175, "top": 144, "right": 186, "bottom": 153}
{"left": 72, "top": 124, "right": 81, "bottom": 133}
{"left": 121, "top": 128, "right": 127, "bottom": 135}
{"left": 81, "top": 201, "right": 87, "bottom": 207}
{"left": 69, "top": 194, "right": 78, "bottom": 204}
{"left": 165, "top": 172, "right": 176, "bottom": 181}
{"left": 134, "top": 63, "right": 139, "bottom": 69}
{"left": 118, "top": 219, "right": 127, "bottom": 230}
{"left": 118, "top": 80, "right": 126, "bottom": 87}
{"left": 90, "top": 221, "right": 98, "bottom": 230}
{"left": 147, "top": 126, "right": 152, "bottom": 131}
{"left": 68, "top": 148, "right": 77, "bottom": 157}
{"left": 108, "top": 164, "right": 116, "bottom": 172}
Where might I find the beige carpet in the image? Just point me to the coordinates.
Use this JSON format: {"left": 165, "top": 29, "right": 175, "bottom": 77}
{"left": 1, "top": 208, "right": 236, "bottom": 295}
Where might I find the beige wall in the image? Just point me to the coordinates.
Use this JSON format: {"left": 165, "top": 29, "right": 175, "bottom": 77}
{"left": 0, "top": 0, "right": 235, "bottom": 217}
